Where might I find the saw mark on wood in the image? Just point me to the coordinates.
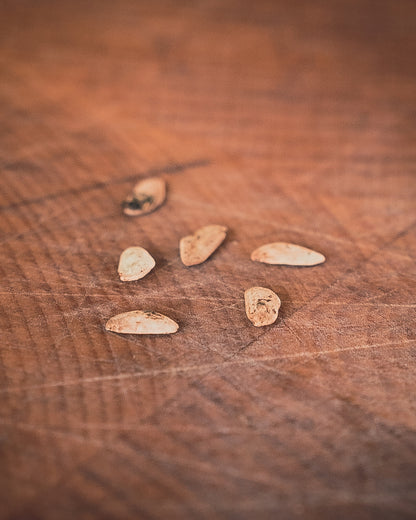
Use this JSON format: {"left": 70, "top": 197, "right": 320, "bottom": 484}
{"left": 1, "top": 291, "right": 414, "bottom": 308}
{"left": 3, "top": 419, "right": 323, "bottom": 437}
{"left": 1, "top": 339, "right": 413, "bottom": 395}
{"left": 172, "top": 193, "right": 358, "bottom": 247}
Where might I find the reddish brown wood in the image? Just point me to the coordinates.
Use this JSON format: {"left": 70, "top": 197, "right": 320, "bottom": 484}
{"left": 1, "top": 1, "right": 415, "bottom": 518}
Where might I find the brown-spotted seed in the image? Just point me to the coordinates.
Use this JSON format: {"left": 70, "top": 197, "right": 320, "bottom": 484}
{"left": 244, "top": 287, "right": 281, "bottom": 327}
{"left": 180, "top": 224, "right": 227, "bottom": 266}
{"left": 105, "top": 310, "right": 179, "bottom": 334}
{"left": 251, "top": 242, "right": 325, "bottom": 266}
{"left": 118, "top": 246, "right": 155, "bottom": 281}
{"left": 123, "top": 177, "right": 166, "bottom": 216}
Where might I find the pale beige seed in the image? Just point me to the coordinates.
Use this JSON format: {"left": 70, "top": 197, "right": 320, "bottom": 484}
{"left": 123, "top": 177, "right": 166, "bottom": 216}
{"left": 180, "top": 224, "right": 227, "bottom": 266}
{"left": 105, "top": 310, "right": 179, "bottom": 334}
{"left": 251, "top": 242, "right": 325, "bottom": 266}
{"left": 244, "top": 287, "right": 281, "bottom": 327}
{"left": 118, "top": 246, "right": 155, "bottom": 281}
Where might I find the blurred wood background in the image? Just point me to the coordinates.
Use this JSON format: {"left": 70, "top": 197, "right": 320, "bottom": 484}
{"left": 1, "top": 1, "right": 415, "bottom": 518}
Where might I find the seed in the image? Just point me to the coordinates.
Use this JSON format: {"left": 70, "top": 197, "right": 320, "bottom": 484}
{"left": 244, "top": 287, "right": 281, "bottom": 327}
{"left": 251, "top": 242, "right": 325, "bottom": 266}
{"left": 105, "top": 310, "right": 179, "bottom": 334}
{"left": 118, "top": 246, "right": 155, "bottom": 281}
{"left": 180, "top": 224, "right": 227, "bottom": 266}
{"left": 123, "top": 177, "right": 166, "bottom": 216}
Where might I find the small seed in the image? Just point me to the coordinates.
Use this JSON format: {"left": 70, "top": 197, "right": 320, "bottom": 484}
{"left": 251, "top": 242, "right": 325, "bottom": 266}
{"left": 244, "top": 287, "right": 281, "bottom": 327}
{"left": 118, "top": 246, "right": 155, "bottom": 281}
{"left": 123, "top": 177, "right": 166, "bottom": 216}
{"left": 105, "top": 310, "right": 179, "bottom": 334}
{"left": 180, "top": 224, "right": 227, "bottom": 266}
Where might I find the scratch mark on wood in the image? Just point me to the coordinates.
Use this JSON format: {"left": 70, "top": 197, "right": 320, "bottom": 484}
{"left": 0, "top": 159, "right": 211, "bottom": 212}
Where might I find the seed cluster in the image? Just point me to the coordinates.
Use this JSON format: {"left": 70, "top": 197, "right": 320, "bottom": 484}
{"left": 106, "top": 177, "right": 326, "bottom": 335}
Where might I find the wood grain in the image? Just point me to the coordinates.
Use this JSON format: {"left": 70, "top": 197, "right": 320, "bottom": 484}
{"left": 1, "top": 1, "right": 415, "bottom": 518}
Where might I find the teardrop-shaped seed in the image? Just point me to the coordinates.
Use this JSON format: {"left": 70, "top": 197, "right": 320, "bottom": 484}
{"left": 244, "top": 287, "right": 281, "bottom": 327}
{"left": 251, "top": 242, "right": 325, "bottom": 266}
{"left": 118, "top": 246, "right": 155, "bottom": 281}
{"left": 123, "top": 177, "right": 166, "bottom": 216}
{"left": 105, "top": 310, "right": 179, "bottom": 334}
{"left": 180, "top": 224, "right": 227, "bottom": 266}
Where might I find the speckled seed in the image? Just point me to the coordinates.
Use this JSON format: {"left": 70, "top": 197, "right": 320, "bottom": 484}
{"left": 123, "top": 177, "right": 166, "bottom": 216}
{"left": 118, "top": 246, "right": 155, "bottom": 281}
{"left": 244, "top": 287, "right": 281, "bottom": 327}
{"left": 105, "top": 310, "right": 179, "bottom": 334}
{"left": 180, "top": 224, "right": 227, "bottom": 266}
{"left": 251, "top": 242, "right": 325, "bottom": 266}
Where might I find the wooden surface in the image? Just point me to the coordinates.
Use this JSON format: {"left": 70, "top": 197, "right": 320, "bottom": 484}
{"left": 1, "top": 1, "right": 415, "bottom": 518}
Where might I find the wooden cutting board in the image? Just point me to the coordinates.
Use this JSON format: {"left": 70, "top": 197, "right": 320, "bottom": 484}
{"left": 1, "top": 1, "right": 415, "bottom": 518}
